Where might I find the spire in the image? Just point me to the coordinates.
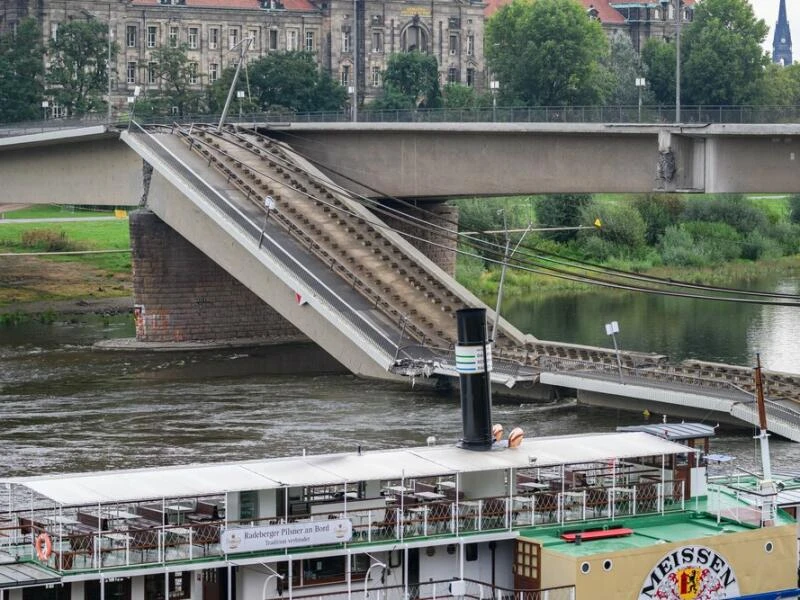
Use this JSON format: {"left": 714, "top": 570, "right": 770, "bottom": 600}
{"left": 772, "top": 0, "right": 793, "bottom": 66}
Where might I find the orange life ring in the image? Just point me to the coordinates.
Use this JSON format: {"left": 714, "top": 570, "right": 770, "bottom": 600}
{"left": 35, "top": 532, "right": 52, "bottom": 561}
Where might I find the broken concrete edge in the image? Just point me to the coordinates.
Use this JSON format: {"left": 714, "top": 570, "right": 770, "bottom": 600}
{"left": 94, "top": 335, "right": 309, "bottom": 352}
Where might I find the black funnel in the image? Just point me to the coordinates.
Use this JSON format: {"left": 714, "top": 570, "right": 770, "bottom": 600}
{"left": 456, "top": 308, "right": 493, "bottom": 451}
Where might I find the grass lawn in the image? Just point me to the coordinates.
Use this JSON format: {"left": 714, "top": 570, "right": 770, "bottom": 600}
{"left": 0, "top": 205, "right": 124, "bottom": 220}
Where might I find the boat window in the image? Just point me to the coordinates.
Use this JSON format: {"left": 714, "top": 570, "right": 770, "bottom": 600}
{"left": 144, "top": 572, "right": 190, "bottom": 599}
{"left": 278, "top": 555, "right": 371, "bottom": 586}
{"left": 466, "top": 543, "right": 478, "bottom": 561}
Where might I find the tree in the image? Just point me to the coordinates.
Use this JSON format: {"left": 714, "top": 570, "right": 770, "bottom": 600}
{"left": 148, "top": 44, "right": 204, "bottom": 116}
{"left": 605, "top": 33, "right": 652, "bottom": 106}
{"left": 681, "top": 0, "right": 769, "bottom": 105}
{"left": 442, "top": 84, "right": 490, "bottom": 109}
{"left": 378, "top": 52, "right": 442, "bottom": 109}
{"left": 790, "top": 195, "right": 800, "bottom": 225}
{"left": 209, "top": 51, "right": 345, "bottom": 113}
{"left": 640, "top": 38, "right": 675, "bottom": 105}
{"left": 0, "top": 19, "right": 45, "bottom": 123}
{"left": 47, "top": 20, "right": 116, "bottom": 116}
{"left": 485, "top": 0, "right": 610, "bottom": 106}
{"left": 754, "top": 63, "right": 800, "bottom": 106}
{"left": 535, "top": 194, "right": 593, "bottom": 242}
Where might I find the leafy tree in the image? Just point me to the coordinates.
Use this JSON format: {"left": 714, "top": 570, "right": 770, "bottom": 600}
{"left": 604, "top": 33, "right": 651, "bottom": 106}
{"left": 632, "top": 194, "right": 685, "bottom": 245}
{"left": 789, "top": 195, "right": 800, "bottom": 225}
{"left": 148, "top": 44, "right": 204, "bottom": 116}
{"left": 47, "top": 20, "right": 116, "bottom": 116}
{"left": 640, "top": 38, "right": 675, "bottom": 105}
{"left": 378, "top": 52, "right": 442, "bottom": 109}
{"left": 209, "top": 51, "right": 346, "bottom": 113}
{"left": 681, "top": 0, "right": 770, "bottom": 105}
{"left": 485, "top": 0, "right": 610, "bottom": 106}
{"left": 682, "top": 195, "right": 767, "bottom": 235}
{"left": 535, "top": 194, "right": 593, "bottom": 242}
{"left": 0, "top": 19, "right": 45, "bottom": 122}
{"left": 755, "top": 63, "right": 800, "bottom": 106}
{"left": 442, "top": 84, "right": 490, "bottom": 109}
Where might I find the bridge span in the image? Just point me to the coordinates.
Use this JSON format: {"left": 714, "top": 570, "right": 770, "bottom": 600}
{"left": 1, "top": 122, "right": 800, "bottom": 439}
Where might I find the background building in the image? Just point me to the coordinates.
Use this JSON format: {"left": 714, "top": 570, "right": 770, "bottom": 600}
{"left": 0, "top": 0, "right": 486, "bottom": 115}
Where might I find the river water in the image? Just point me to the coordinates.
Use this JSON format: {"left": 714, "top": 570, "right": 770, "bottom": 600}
{"left": 1, "top": 284, "right": 800, "bottom": 480}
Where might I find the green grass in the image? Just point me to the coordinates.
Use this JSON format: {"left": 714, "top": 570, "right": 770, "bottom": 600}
{"left": 0, "top": 205, "right": 120, "bottom": 220}
{"left": 0, "top": 221, "right": 131, "bottom": 273}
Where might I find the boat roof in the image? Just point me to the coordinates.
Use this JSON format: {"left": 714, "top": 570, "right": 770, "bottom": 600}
{"left": 0, "top": 432, "right": 691, "bottom": 506}
{"left": 616, "top": 422, "right": 715, "bottom": 441}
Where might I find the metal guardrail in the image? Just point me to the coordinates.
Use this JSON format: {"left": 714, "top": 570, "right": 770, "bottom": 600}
{"left": 3, "top": 104, "right": 800, "bottom": 133}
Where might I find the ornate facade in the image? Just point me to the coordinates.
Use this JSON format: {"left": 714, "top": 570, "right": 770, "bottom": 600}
{"left": 0, "top": 0, "right": 486, "bottom": 115}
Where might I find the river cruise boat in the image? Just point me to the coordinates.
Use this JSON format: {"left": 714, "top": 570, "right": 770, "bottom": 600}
{"left": 0, "top": 309, "right": 796, "bottom": 600}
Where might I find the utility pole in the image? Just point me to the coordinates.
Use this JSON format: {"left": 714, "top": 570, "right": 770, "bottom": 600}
{"left": 218, "top": 37, "right": 253, "bottom": 131}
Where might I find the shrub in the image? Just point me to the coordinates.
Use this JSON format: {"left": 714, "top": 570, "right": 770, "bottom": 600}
{"left": 579, "top": 202, "right": 647, "bottom": 252}
{"left": 741, "top": 231, "right": 783, "bottom": 261}
{"left": 681, "top": 221, "right": 742, "bottom": 262}
{"left": 633, "top": 194, "right": 686, "bottom": 245}
{"left": 658, "top": 226, "right": 710, "bottom": 267}
{"left": 20, "top": 229, "right": 80, "bottom": 252}
{"left": 681, "top": 195, "right": 767, "bottom": 235}
{"left": 790, "top": 195, "right": 800, "bottom": 225}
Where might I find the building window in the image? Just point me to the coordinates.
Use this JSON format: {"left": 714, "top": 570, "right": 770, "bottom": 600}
{"left": 187, "top": 27, "right": 198, "bottom": 49}
{"left": 466, "top": 67, "right": 474, "bottom": 87}
{"left": 249, "top": 29, "right": 259, "bottom": 48}
{"left": 228, "top": 27, "right": 240, "bottom": 49}
{"left": 269, "top": 29, "right": 278, "bottom": 51}
{"left": 209, "top": 63, "right": 219, "bottom": 82}
{"left": 448, "top": 67, "right": 458, "bottom": 84}
{"left": 305, "top": 30, "right": 315, "bottom": 52}
{"left": 169, "top": 26, "right": 178, "bottom": 47}
{"left": 372, "top": 31, "right": 382, "bottom": 52}
{"left": 371, "top": 66, "right": 381, "bottom": 87}
{"left": 50, "top": 22, "right": 58, "bottom": 41}
{"left": 342, "top": 30, "right": 351, "bottom": 53}
{"left": 449, "top": 33, "right": 458, "bottom": 55}
{"left": 341, "top": 64, "right": 350, "bottom": 87}
{"left": 148, "top": 62, "right": 158, "bottom": 84}
{"left": 126, "top": 25, "right": 137, "bottom": 48}
{"left": 147, "top": 26, "right": 157, "bottom": 48}
{"left": 127, "top": 62, "right": 137, "bottom": 84}
{"left": 287, "top": 29, "right": 298, "bottom": 51}
{"left": 209, "top": 27, "right": 219, "bottom": 49}
{"left": 189, "top": 62, "right": 198, "bottom": 85}
{"left": 402, "top": 25, "right": 428, "bottom": 52}
{"left": 467, "top": 34, "right": 474, "bottom": 56}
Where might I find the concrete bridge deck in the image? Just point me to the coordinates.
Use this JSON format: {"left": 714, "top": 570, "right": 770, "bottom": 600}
{"left": 1, "top": 122, "right": 799, "bottom": 438}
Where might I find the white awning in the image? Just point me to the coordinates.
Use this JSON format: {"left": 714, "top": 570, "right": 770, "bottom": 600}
{"left": 1, "top": 432, "right": 691, "bottom": 506}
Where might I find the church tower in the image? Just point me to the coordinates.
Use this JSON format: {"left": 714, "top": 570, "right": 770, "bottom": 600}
{"left": 773, "top": 0, "right": 793, "bottom": 65}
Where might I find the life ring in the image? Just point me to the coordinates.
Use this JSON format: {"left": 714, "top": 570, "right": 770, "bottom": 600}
{"left": 35, "top": 532, "right": 52, "bottom": 561}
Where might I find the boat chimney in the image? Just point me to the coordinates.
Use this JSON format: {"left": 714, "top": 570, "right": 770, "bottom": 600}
{"left": 456, "top": 308, "right": 493, "bottom": 451}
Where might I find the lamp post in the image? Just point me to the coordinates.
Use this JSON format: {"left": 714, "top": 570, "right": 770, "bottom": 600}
{"left": 352, "top": 0, "right": 358, "bottom": 122}
{"left": 348, "top": 85, "right": 355, "bottom": 121}
{"left": 661, "top": 0, "right": 682, "bottom": 123}
{"left": 107, "top": 4, "right": 113, "bottom": 124}
{"left": 237, "top": 90, "right": 245, "bottom": 120}
{"left": 604, "top": 321, "right": 623, "bottom": 383}
{"left": 490, "top": 80, "right": 499, "bottom": 122}
{"left": 127, "top": 86, "right": 141, "bottom": 130}
{"left": 635, "top": 77, "right": 646, "bottom": 122}
{"left": 41, "top": 100, "right": 49, "bottom": 121}
{"left": 364, "top": 559, "right": 386, "bottom": 599}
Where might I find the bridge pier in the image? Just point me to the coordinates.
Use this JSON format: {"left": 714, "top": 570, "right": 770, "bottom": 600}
{"left": 376, "top": 200, "right": 457, "bottom": 276}
{"left": 130, "top": 210, "right": 307, "bottom": 345}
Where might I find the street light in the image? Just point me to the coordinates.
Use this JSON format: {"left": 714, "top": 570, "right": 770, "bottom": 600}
{"left": 127, "top": 86, "right": 141, "bottom": 131}
{"left": 41, "top": 101, "right": 49, "bottom": 121}
{"left": 635, "top": 77, "right": 647, "bottom": 122}
{"left": 347, "top": 85, "right": 355, "bottom": 121}
{"left": 237, "top": 90, "right": 245, "bottom": 120}
{"left": 661, "top": 0, "right": 682, "bottom": 123}
{"left": 604, "top": 321, "right": 623, "bottom": 383}
{"left": 490, "top": 80, "right": 499, "bottom": 122}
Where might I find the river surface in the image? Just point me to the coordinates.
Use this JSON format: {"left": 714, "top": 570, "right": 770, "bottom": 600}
{"left": 1, "top": 297, "right": 800, "bottom": 480}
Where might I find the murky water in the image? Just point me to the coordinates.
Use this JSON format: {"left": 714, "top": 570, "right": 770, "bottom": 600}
{"left": 505, "top": 275, "right": 800, "bottom": 374}
{"left": 1, "top": 312, "right": 799, "bottom": 480}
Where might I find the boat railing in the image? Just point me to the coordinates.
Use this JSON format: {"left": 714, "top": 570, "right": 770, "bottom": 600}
{"left": 256, "top": 576, "right": 576, "bottom": 600}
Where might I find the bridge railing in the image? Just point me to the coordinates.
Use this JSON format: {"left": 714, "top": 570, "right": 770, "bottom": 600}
{"left": 4, "top": 104, "right": 800, "bottom": 134}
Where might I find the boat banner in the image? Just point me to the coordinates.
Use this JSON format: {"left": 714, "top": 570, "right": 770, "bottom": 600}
{"left": 638, "top": 545, "right": 740, "bottom": 600}
{"left": 221, "top": 519, "right": 352, "bottom": 553}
